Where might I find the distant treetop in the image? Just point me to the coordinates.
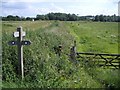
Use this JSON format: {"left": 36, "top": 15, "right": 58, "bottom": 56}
{"left": 2, "top": 13, "right": 120, "bottom": 22}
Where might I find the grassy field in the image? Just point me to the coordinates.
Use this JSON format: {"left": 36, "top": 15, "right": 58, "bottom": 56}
{"left": 2, "top": 21, "right": 120, "bottom": 88}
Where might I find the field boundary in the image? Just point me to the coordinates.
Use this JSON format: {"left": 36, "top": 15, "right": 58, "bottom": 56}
{"left": 76, "top": 52, "right": 120, "bottom": 69}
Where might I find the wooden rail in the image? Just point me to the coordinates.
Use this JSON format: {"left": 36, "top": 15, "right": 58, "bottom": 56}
{"left": 69, "top": 41, "right": 120, "bottom": 69}
{"left": 77, "top": 52, "right": 120, "bottom": 56}
{"left": 76, "top": 52, "right": 120, "bottom": 69}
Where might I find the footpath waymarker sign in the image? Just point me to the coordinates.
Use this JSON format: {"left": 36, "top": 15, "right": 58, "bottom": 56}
{"left": 8, "top": 26, "right": 31, "bottom": 80}
{"left": 13, "top": 31, "right": 26, "bottom": 37}
{"left": 21, "top": 41, "right": 31, "bottom": 45}
{"left": 8, "top": 41, "right": 18, "bottom": 45}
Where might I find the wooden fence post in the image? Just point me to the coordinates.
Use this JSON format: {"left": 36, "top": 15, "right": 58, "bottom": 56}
{"left": 69, "top": 41, "right": 77, "bottom": 62}
{"left": 17, "top": 27, "right": 24, "bottom": 80}
{"left": 8, "top": 26, "right": 31, "bottom": 80}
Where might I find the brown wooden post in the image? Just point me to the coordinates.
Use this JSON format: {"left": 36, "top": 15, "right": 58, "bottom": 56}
{"left": 70, "top": 41, "right": 77, "bottom": 62}
{"left": 8, "top": 26, "right": 31, "bottom": 80}
{"left": 17, "top": 26, "right": 24, "bottom": 80}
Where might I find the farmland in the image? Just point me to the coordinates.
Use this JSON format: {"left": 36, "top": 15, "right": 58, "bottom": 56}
{"left": 2, "top": 21, "right": 120, "bottom": 88}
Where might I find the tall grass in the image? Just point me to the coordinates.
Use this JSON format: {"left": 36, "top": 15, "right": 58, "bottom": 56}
{"left": 2, "top": 21, "right": 119, "bottom": 88}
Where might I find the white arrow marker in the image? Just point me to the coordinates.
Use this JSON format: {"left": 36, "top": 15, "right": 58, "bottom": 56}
{"left": 13, "top": 31, "right": 26, "bottom": 37}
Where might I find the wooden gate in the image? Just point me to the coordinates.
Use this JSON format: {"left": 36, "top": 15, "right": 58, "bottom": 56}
{"left": 76, "top": 52, "right": 120, "bottom": 69}
{"left": 69, "top": 41, "right": 120, "bottom": 69}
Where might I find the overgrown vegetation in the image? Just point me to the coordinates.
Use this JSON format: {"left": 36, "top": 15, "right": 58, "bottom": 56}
{"left": 2, "top": 21, "right": 120, "bottom": 88}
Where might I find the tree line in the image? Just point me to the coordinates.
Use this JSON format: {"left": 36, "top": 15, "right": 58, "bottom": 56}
{"left": 1, "top": 13, "right": 120, "bottom": 22}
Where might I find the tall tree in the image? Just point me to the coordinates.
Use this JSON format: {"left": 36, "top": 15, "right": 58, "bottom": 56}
{"left": 95, "top": 15, "right": 99, "bottom": 21}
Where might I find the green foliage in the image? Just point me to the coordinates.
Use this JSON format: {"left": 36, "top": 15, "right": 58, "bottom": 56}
{"left": 2, "top": 13, "right": 120, "bottom": 22}
{"left": 2, "top": 21, "right": 119, "bottom": 88}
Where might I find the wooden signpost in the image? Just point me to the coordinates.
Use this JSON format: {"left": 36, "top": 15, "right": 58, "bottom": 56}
{"left": 8, "top": 26, "right": 31, "bottom": 80}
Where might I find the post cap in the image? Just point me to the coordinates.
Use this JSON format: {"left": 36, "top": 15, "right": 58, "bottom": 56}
{"left": 17, "top": 26, "right": 22, "bottom": 31}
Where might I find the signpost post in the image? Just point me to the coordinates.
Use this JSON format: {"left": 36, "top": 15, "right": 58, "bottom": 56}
{"left": 8, "top": 26, "right": 31, "bottom": 80}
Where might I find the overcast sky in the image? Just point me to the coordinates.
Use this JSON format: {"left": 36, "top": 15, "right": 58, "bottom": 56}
{"left": 1, "top": 0, "right": 120, "bottom": 17}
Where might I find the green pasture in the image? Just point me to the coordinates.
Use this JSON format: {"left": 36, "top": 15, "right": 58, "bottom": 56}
{"left": 66, "top": 21, "right": 119, "bottom": 53}
{"left": 2, "top": 21, "right": 120, "bottom": 88}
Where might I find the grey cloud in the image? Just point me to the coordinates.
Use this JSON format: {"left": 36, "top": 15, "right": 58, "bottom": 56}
{"left": 2, "top": 2, "right": 28, "bottom": 9}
